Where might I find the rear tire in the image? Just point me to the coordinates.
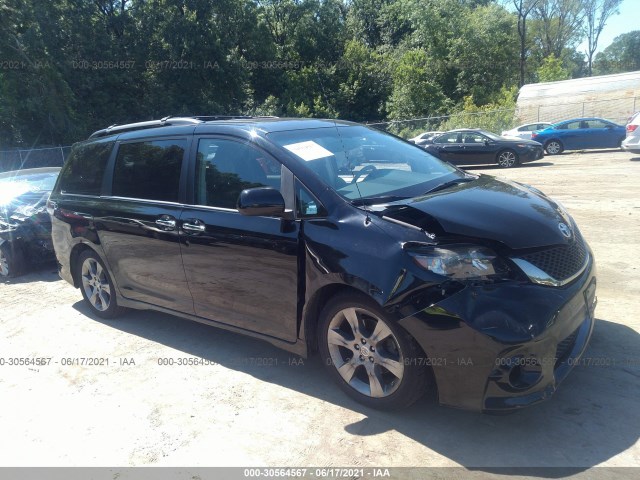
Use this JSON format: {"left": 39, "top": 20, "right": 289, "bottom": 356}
{"left": 545, "top": 140, "right": 563, "bottom": 155}
{"left": 0, "top": 242, "right": 24, "bottom": 278}
{"left": 76, "top": 250, "right": 123, "bottom": 319}
{"left": 318, "top": 292, "right": 431, "bottom": 410}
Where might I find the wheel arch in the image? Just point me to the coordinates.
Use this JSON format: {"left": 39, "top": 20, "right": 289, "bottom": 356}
{"left": 69, "top": 242, "right": 102, "bottom": 288}
{"left": 302, "top": 282, "right": 429, "bottom": 360}
{"left": 303, "top": 283, "right": 365, "bottom": 354}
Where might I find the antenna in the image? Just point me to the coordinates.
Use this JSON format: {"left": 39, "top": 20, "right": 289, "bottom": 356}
{"left": 332, "top": 121, "right": 371, "bottom": 225}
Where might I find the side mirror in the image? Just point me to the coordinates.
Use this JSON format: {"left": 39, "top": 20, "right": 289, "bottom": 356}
{"left": 484, "top": 139, "right": 491, "bottom": 146}
{"left": 237, "top": 187, "right": 289, "bottom": 217}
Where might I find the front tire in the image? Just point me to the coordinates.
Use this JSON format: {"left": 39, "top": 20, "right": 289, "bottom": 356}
{"left": 497, "top": 149, "right": 519, "bottom": 168}
{"left": 318, "top": 293, "right": 430, "bottom": 409}
{"left": 545, "top": 140, "right": 563, "bottom": 155}
{"left": 77, "top": 250, "right": 123, "bottom": 319}
{"left": 0, "top": 242, "right": 24, "bottom": 278}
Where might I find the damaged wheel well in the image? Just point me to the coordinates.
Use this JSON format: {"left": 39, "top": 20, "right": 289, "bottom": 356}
{"left": 69, "top": 243, "right": 96, "bottom": 288}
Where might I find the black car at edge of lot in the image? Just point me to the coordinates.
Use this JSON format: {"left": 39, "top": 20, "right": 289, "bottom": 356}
{"left": 0, "top": 167, "right": 61, "bottom": 277}
{"left": 423, "top": 128, "right": 544, "bottom": 168}
{"left": 48, "top": 117, "right": 597, "bottom": 412}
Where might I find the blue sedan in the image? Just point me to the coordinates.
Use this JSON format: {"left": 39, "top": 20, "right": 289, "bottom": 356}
{"left": 531, "top": 117, "right": 626, "bottom": 155}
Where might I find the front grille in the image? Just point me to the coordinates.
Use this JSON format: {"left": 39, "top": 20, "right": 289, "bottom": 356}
{"left": 555, "top": 328, "right": 579, "bottom": 367}
{"left": 519, "top": 233, "right": 587, "bottom": 282}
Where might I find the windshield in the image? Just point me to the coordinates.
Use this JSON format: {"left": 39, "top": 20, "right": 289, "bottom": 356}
{"left": 483, "top": 131, "right": 503, "bottom": 140}
{"left": 268, "top": 125, "right": 460, "bottom": 202}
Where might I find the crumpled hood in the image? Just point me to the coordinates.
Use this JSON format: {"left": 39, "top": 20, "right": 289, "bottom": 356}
{"left": 0, "top": 190, "right": 51, "bottom": 227}
{"left": 379, "top": 175, "right": 573, "bottom": 250}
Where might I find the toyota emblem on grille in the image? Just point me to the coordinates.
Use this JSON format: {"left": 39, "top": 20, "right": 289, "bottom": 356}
{"left": 558, "top": 222, "right": 572, "bottom": 238}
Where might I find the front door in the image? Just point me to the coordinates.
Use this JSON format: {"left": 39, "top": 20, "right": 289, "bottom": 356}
{"left": 180, "top": 137, "right": 300, "bottom": 342}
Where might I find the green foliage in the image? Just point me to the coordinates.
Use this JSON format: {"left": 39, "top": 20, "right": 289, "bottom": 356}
{"left": 594, "top": 30, "right": 640, "bottom": 75}
{"left": 449, "top": 3, "right": 519, "bottom": 104}
{"left": 334, "top": 40, "right": 390, "bottom": 121}
{"left": 0, "top": 0, "right": 612, "bottom": 148}
{"left": 437, "top": 87, "right": 518, "bottom": 135}
{"left": 536, "top": 53, "right": 571, "bottom": 82}
{"left": 387, "top": 50, "right": 449, "bottom": 122}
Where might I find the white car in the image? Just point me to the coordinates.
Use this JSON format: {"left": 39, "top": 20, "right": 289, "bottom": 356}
{"left": 622, "top": 112, "right": 640, "bottom": 154}
{"left": 501, "top": 122, "right": 553, "bottom": 140}
{"left": 409, "top": 131, "right": 444, "bottom": 145}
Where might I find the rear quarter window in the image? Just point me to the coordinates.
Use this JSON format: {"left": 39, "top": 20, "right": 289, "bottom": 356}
{"left": 57, "top": 140, "right": 114, "bottom": 195}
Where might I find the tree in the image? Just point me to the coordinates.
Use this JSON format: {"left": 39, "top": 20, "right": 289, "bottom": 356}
{"left": 593, "top": 30, "right": 640, "bottom": 74}
{"left": 536, "top": 53, "right": 570, "bottom": 81}
{"left": 513, "top": 0, "right": 540, "bottom": 87}
{"left": 584, "top": 0, "right": 622, "bottom": 76}
{"left": 346, "top": 0, "right": 393, "bottom": 48}
{"left": 387, "top": 50, "right": 449, "bottom": 122}
{"left": 533, "top": 0, "right": 585, "bottom": 58}
{"left": 334, "top": 40, "right": 390, "bottom": 121}
{"left": 448, "top": 3, "right": 518, "bottom": 104}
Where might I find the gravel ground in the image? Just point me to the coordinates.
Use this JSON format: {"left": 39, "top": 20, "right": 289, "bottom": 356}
{"left": 1, "top": 149, "right": 639, "bottom": 475}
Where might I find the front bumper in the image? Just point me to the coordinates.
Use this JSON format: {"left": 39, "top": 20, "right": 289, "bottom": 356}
{"left": 520, "top": 147, "right": 545, "bottom": 163}
{"left": 399, "top": 255, "right": 596, "bottom": 412}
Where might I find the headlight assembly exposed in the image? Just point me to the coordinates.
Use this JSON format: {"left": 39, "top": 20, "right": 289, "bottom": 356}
{"left": 408, "top": 245, "right": 510, "bottom": 282}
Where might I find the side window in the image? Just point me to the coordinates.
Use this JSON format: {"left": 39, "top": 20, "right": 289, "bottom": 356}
{"left": 296, "top": 180, "right": 327, "bottom": 218}
{"left": 435, "top": 133, "right": 458, "bottom": 144}
{"left": 462, "top": 133, "right": 484, "bottom": 143}
{"left": 58, "top": 140, "right": 114, "bottom": 195}
{"left": 112, "top": 139, "right": 186, "bottom": 202}
{"left": 588, "top": 120, "right": 607, "bottom": 129}
{"left": 195, "top": 138, "right": 281, "bottom": 209}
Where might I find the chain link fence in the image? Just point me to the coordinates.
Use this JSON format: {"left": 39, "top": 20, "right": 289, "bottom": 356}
{"left": 2, "top": 94, "right": 636, "bottom": 171}
{"left": 370, "top": 95, "right": 637, "bottom": 139}
{"left": 0, "top": 146, "right": 72, "bottom": 173}
{"left": 526, "top": 96, "right": 638, "bottom": 125}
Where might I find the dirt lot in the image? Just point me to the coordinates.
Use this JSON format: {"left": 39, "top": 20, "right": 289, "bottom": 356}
{"left": 1, "top": 149, "right": 639, "bottom": 474}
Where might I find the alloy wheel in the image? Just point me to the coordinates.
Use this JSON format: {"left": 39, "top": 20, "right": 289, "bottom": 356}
{"left": 498, "top": 151, "right": 517, "bottom": 168}
{"left": 0, "top": 249, "right": 9, "bottom": 277}
{"left": 81, "top": 257, "right": 111, "bottom": 311}
{"left": 326, "top": 307, "right": 404, "bottom": 398}
{"left": 546, "top": 141, "right": 561, "bottom": 155}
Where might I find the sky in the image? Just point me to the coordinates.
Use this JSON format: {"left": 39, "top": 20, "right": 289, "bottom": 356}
{"left": 577, "top": 0, "right": 639, "bottom": 55}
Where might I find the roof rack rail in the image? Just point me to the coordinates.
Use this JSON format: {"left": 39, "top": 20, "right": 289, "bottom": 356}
{"left": 88, "top": 115, "right": 280, "bottom": 139}
{"left": 189, "top": 115, "right": 279, "bottom": 121}
{"left": 88, "top": 116, "right": 203, "bottom": 139}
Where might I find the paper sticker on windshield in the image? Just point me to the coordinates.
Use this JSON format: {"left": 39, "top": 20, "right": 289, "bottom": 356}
{"left": 283, "top": 141, "right": 334, "bottom": 161}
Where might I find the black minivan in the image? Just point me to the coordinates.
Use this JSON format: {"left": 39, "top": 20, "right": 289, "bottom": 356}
{"left": 49, "top": 117, "right": 597, "bottom": 412}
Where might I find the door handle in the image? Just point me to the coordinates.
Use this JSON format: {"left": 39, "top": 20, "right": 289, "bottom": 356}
{"left": 155, "top": 216, "right": 176, "bottom": 230}
{"left": 182, "top": 220, "right": 205, "bottom": 233}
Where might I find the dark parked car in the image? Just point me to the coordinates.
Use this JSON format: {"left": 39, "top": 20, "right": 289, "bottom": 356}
{"left": 0, "top": 167, "right": 61, "bottom": 277}
{"left": 423, "top": 129, "right": 544, "bottom": 168}
{"left": 532, "top": 117, "right": 626, "bottom": 155}
{"left": 49, "top": 117, "right": 596, "bottom": 412}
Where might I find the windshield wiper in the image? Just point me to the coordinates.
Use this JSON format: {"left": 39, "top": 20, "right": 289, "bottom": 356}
{"left": 351, "top": 195, "right": 410, "bottom": 206}
{"left": 424, "top": 176, "right": 475, "bottom": 194}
